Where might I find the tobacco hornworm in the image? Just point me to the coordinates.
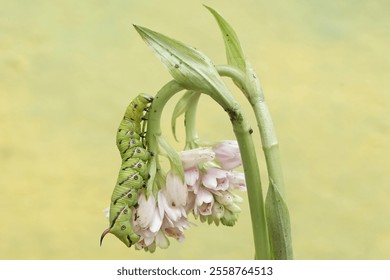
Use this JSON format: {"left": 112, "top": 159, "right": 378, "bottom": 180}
{"left": 100, "top": 94, "right": 153, "bottom": 247}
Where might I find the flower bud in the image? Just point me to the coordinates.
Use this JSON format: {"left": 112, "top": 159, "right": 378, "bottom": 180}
{"left": 179, "top": 147, "right": 215, "bottom": 169}
{"left": 220, "top": 209, "right": 238, "bottom": 226}
{"left": 213, "top": 140, "right": 242, "bottom": 170}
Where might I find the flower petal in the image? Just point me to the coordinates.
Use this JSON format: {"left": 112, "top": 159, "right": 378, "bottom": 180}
{"left": 202, "top": 168, "right": 228, "bottom": 190}
{"left": 136, "top": 194, "right": 157, "bottom": 229}
{"left": 184, "top": 167, "right": 199, "bottom": 187}
{"left": 179, "top": 147, "right": 215, "bottom": 169}
{"left": 166, "top": 171, "right": 188, "bottom": 207}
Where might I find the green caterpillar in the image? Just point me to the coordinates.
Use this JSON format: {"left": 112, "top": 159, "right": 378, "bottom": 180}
{"left": 100, "top": 94, "right": 153, "bottom": 247}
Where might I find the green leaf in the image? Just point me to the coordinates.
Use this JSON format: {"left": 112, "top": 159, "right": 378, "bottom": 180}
{"left": 265, "top": 180, "right": 293, "bottom": 260}
{"left": 171, "top": 90, "right": 197, "bottom": 141}
{"left": 205, "top": 5, "right": 246, "bottom": 72}
{"left": 133, "top": 25, "right": 233, "bottom": 108}
{"left": 206, "top": 6, "right": 263, "bottom": 100}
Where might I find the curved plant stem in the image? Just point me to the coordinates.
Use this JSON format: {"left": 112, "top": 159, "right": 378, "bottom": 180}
{"left": 184, "top": 92, "right": 201, "bottom": 149}
{"left": 217, "top": 64, "right": 293, "bottom": 259}
{"left": 145, "top": 81, "right": 184, "bottom": 195}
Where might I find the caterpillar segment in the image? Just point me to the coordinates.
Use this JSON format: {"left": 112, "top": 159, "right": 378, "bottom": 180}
{"left": 120, "top": 158, "right": 149, "bottom": 180}
{"left": 116, "top": 129, "right": 141, "bottom": 146}
{"left": 117, "top": 138, "right": 143, "bottom": 155}
{"left": 121, "top": 146, "right": 151, "bottom": 162}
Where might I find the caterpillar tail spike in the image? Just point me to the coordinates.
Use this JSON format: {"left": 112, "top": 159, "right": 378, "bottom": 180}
{"left": 100, "top": 227, "right": 111, "bottom": 246}
{"left": 99, "top": 223, "right": 139, "bottom": 248}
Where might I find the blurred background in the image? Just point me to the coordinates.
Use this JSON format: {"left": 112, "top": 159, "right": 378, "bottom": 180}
{"left": 1, "top": 0, "right": 389, "bottom": 259}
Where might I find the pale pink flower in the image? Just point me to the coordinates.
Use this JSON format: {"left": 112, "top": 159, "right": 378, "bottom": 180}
{"left": 162, "top": 216, "right": 190, "bottom": 242}
{"left": 213, "top": 140, "right": 242, "bottom": 170}
{"left": 194, "top": 187, "right": 214, "bottom": 216}
{"left": 134, "top": 189, "right": 189, "bottom": 251}
{"left": 132, "top": 193, "right": 166, "bottom": 250}
{"left": 131, "top": 142, "right": 247, "bottom": 251}
{"left": 179, "top": 147, "right": 215, "bottom": 169}
{"left": 202, "top": 168, "right": 229, "bottom": 192}
{"left": 135, "top": 228, "right": 169, "bottom": 250}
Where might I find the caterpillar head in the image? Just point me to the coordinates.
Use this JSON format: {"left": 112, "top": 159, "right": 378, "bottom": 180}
{"left": 139, "top": 93, "right": 154, "bottom": 103}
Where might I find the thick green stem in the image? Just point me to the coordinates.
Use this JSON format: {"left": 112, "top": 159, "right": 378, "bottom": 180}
{"left": 217, "top": 64, "right": 292, "bottom": 259}
{"left": 252, "top": 102, "right": 285, "bottom": 194}
{"left": 145, "top": 81, "right": 184, "bottom": 194}
{"left": 216, "top": 65, "right": 285, "bottom": 195}
{"left": 197, "top": 88, "right": 271, "bottom": 259}
{"left": 229, "top": 110, "right": 271, "bottom": 260}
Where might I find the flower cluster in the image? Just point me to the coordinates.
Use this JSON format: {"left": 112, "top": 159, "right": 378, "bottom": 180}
{"left": 131, "top": 172, "right": 190, "bottom": 252}
{"left": 181, "top": 141, "right": 246, "bottom": 226}
{"left": 105, "top": 140, "right": 246, "bottom": 252}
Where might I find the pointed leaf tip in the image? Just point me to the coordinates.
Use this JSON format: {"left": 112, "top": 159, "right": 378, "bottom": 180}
{"left": 265, "top": 181, "right": 293, "bottom": 259}
{"left": 205, "top": 6, "right": 246, "bottom": 71}
{"left": 134, "top": 24, "right": 231, "bottom": 103}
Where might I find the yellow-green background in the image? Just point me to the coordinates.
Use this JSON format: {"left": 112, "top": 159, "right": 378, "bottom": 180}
{"left": 1, "top": 0, "right": 389, "bottom": 259}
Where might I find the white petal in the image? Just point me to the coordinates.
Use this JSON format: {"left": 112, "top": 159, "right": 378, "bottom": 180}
{"left": 149, "top": 208, "right": 163, "bottom": 233}
{"left": 166, "top": 172, "right": 188, "bottom": 207}
{"left": 184, "top": 167, "right": 199, "bottom": 187}
{"left": 196, "top": 187, "right": 214, "bottom": 205}
{"left": 202, "top": 168, "right": 228, "bottom": 189}
{"left": 158, "top": 190, "right": 184, "bottom": 222}
{"left": 136, "top": 194, "right": 157, "bottom": 229}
